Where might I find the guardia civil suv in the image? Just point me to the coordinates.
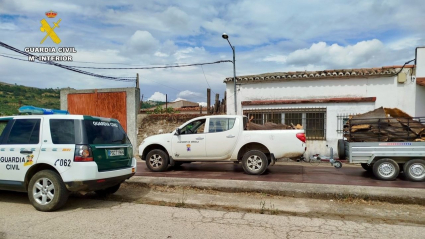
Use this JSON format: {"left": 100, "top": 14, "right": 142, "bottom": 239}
{"left": 0, "top": 115, "right": 136, "bottom": 211}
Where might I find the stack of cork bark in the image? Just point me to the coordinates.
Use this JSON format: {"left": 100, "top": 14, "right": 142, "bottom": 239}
{"left": 344, "top": 107, "right": 425, "bottom": 142}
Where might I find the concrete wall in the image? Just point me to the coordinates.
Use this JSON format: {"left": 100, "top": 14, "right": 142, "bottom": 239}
{"left": 60, "top": 87, "right": 140, "bottom": 155}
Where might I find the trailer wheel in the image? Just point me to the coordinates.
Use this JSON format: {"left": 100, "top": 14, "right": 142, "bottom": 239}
{"left": 404, "top": 159, "right": 425, "bottom": 182}
{"left": 337, "top": 139, "right": 346, "bottom": 159}
{"left": 361, "top": 163, "right": 373, "bottom": 172}
{"left": 373, "top": 158, "right": 399, "bottom": 181}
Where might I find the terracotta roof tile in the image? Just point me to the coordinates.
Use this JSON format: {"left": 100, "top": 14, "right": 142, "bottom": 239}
{"left": 223, "top": 66, "right": 410, "bottom": 83}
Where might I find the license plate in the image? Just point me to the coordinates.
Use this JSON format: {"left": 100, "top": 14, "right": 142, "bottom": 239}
{"left": 108, "top": 149, "right": 125, "bottom": 156}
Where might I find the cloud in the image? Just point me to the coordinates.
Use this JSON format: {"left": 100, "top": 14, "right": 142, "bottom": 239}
{"left": 124, "top": 30, "right": 159, "bottom": 55}
{"left": 177, "top": 90, "right": 202, "bottom": 99}
{"left": 173, "top": 97, "right": 186, "bottom": 102}
{"left": 147, "top": 92, "right": 166, "bottom": 101}
{"left": 263, "top": 39, "right": 386, "bottom": 69}
{"left": 198, "top": 102, "right": 207, "bottom": 107}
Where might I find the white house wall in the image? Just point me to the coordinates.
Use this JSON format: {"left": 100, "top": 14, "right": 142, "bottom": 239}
{"left": 242, "top": 102, "right": 375, "bottom": 158}
{"left": 226, "top": 71, "right": 421, "bottom": 159}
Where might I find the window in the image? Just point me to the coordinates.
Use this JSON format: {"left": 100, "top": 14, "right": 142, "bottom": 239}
{"left": 83, "top": 120, "right": 130, "bottom": 144}
{"left": 0, "top": 121, "right": 9, "bottom": 137}
{"left": 6, "top": 119, "right": 40, "bottom": 144}
{"left": 245, "top": 109, "right": 326, "bottom": 140}
{"left": 209, "top": 118, "right": 236, "bottom": 133}
{"left": 0, "top": 120, "right": 11, "bottom": 143}
{"left": 180, "top": 119, "right": 206, "bottom": 135}
{"left": 50, "top": 119, "right": 76, "bottom": 144}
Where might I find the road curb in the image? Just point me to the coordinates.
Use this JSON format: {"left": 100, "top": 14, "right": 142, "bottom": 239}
{"left": 125, "top": 176, "right": 425, "bottom": 205}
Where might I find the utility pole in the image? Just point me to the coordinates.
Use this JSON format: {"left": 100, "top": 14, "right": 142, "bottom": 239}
{"left": 136, "top": 73, "right": 139, "bottom": 88}
{"left": 207, "top": 88, "right": 211, "bottom": 115}
{"left": 222, "top": 33, "right": 237, "bottom": 115}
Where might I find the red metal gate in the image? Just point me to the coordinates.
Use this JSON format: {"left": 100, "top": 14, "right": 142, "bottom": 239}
{"left": 67, "top": 91, "right": 127, "bottom": 131}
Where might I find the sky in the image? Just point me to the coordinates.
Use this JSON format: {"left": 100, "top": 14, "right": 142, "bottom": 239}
{"left": 0, "top": 0, "right": 424, "bottom": 105}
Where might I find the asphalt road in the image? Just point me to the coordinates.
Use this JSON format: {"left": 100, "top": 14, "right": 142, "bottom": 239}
{"left": 1, "top": 190, "right": 425, "bottom": 239}
{"left": 136, "top": 161, "right": 425, "bottom": 189}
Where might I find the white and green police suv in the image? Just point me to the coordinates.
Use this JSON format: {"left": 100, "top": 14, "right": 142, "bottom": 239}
{"left": 0, "top": 114, "right": 136, "bottom": 211}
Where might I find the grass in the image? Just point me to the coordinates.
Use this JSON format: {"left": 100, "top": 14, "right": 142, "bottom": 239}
{"left": 0, "top": 83, "right": 60, "bottom": 116}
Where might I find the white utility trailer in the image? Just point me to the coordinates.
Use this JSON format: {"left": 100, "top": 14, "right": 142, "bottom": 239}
{"left": 338, "top": 116, "right": 425, "bottom": 181}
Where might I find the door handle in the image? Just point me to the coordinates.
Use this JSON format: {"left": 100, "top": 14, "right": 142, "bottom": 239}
{"left": 226, "top": 135, "right": 235, "bottom": 138}
{"left": 196, "top": 137, "right": 204, "bottom": 140}
{"left": 20, "top": 150, "right": 33, "bottom": 154}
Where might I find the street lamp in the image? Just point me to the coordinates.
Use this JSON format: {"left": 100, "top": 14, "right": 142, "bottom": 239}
{"left": 222, "top": 33, "right": 237, "bottom": 115}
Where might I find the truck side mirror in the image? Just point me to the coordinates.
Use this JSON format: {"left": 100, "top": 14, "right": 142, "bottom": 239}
{"left": 175, "top": 128, "right": 181, "bottom": 135}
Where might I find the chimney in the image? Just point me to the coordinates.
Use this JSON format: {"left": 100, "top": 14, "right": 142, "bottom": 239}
{"left": 416, "top": 47, "right": 425, "bottom": 85}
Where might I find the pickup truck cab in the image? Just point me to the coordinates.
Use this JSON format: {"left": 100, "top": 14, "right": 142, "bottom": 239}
{"left": 139, "top": 115, "right": 306, "bottom": 175}
{"left": 0, "top": 115, "right": 137, "bottom": 211}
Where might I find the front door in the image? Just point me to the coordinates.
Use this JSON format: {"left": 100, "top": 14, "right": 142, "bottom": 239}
{"left": 171, "top": 118, "right": 206, "bottom": 160}
{"left": 205, "top": 117, "right": 239, "bottom": 159}
{"left": 0, "top": 118, "right": 42, "bottom": 183}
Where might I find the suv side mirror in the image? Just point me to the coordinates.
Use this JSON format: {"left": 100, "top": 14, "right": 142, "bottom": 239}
{"left": 175, "top": 128, "right": 181, "bottom": 135}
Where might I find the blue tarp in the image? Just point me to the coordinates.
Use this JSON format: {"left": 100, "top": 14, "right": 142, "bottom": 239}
{"left": 18, "top": 106, "right": 69, "bottom": 115}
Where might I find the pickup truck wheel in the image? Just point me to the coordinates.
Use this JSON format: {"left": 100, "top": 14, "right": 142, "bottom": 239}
{"left": 404, "top": 159, "right": 425, "bottom": 182}
{"left": 361, "top": 163, "right": 373, "bottom": 172}
{"left": 95, "top": 183, "right": 121, "bottom": 196}
{"left": 28, "top": 170, "right": 69, "bottom": 212}
{"left": 242, "top": 150, "right": 268, "bottom": 175}
{"left": 146, "top": 149, "right": 169, "bottom": 172}
{"left": 373, "top": 158, "right": 399, "bottom": 181}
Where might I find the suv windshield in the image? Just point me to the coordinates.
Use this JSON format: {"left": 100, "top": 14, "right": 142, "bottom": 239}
{"left": 83, "top": 120, "right": 130, "bottom": 144}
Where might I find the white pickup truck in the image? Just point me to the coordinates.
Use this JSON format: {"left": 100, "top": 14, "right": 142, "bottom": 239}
{"left": 139, "top": 115, "right": 306, "bottom": 175}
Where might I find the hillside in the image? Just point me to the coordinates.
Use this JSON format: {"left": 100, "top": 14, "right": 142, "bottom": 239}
{"left": 0, "top": 83, "right": 60, "bottom": 116}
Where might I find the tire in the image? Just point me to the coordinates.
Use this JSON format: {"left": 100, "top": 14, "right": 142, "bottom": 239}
{"left": 28, "top": 170, "right": 69, "bottom": 212}
{"left": 404, "top": 159, "right": 425, "bottom": 182}
{"left": 372, "top": 158, "right": 400, "bottom": 181}
{"left": 95, "top": 183, "right": 121, "bottom": 196}
{"left": 146, "top": 149, "right": 169, "bottom": 172}
{"left": 337, "top": 139, "right": 346, "bottom": 159}
{"left": 361, "top": 163, "right": 373, "bottom": 172}
{"left": 242, "top": 150, "right": 268, "bottom": 175}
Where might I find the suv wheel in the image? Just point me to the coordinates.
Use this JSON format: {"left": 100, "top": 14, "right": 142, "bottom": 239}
{"left": 28, "top": 170, "right": 69, "bottom": 212}
{"left": 95, "top": 183, "right": 121, "bottom": 196}
{"left": 242, "top": 150, "right": 268, "bottom": 175}
{"left": 146, "top": 149, "right": 169, "bottom": 172}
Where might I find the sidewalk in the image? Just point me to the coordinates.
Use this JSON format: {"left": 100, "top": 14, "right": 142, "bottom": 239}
{"left": 125, "top": 176, "right": 425, "bottom": 205}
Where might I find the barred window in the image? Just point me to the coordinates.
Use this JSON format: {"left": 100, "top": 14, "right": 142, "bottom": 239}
{"left": 244, "top": 108, "right": 326, "bottom": 140}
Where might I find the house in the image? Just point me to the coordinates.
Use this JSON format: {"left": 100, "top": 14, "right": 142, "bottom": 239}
{"left": 140, "top": 100, "right": 205, "bottom": 114}
{"left": 225, "top": 47, "right": 425, "bottom": 158}
{"left": 144, "top": 100, "right": 199, "bottom": 110}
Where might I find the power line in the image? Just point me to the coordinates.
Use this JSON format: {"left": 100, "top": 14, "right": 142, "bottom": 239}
{"left": 0, "top": 41, "right": 136, "bottom": 82}
{"left": 201, "top": 65, "right": 214, "bottom": 94}
{"left": 62, "top": 60, "right": 232, "bottom": 69}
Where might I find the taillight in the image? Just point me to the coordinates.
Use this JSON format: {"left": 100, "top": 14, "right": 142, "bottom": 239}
{"left": 74, "top": 145, "right": 93, "bottom": 162}
{"left": 296, "top": 133, "right": 306, "bottom": 143}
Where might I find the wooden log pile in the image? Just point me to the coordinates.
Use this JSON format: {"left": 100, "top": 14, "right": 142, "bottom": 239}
{"left": 344, "top": 107, "right": 425, "bottom": 142}
{"left": 247, "top": 116, "right": 303, "bottom": 130}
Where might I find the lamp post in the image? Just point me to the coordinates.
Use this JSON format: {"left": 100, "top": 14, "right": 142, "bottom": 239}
{"left": 222, "top": 33, "right": 237, "bottom": 115}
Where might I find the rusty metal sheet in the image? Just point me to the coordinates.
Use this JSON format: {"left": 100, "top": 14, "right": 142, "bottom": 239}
{"left": 67, "top": 91, "right": 127, "bottom": 131}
